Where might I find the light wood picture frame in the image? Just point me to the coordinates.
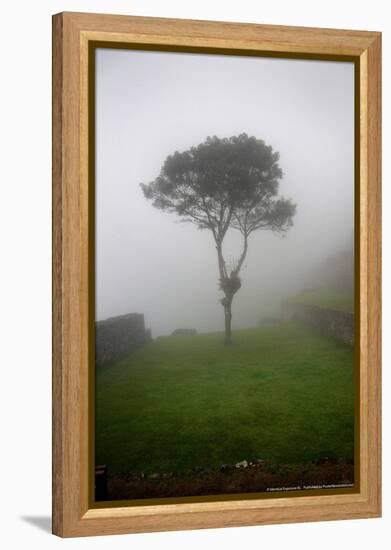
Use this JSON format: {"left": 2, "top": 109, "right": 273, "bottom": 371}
{"left": 52, "top": 11, "right": 381, "bottom": 537}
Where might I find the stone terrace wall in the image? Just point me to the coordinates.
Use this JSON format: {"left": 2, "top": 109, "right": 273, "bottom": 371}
{"left": 282, "top": 302, "right": 354, "bottom": 346}
{"left": 96, "top": 313, "right": 151, "bottom": 367}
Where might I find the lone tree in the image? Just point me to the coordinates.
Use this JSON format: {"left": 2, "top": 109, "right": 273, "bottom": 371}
{"left": 141, "top": 134, "right": 296, "bottom": 344}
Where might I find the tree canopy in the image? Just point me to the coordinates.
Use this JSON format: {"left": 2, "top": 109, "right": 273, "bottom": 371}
{"left": 141, "top": 133, "right": 296, "bottom": 343}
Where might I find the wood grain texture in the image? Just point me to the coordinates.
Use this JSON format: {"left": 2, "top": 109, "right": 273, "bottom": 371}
{"left": 52, "top": 12, "right": 382, "bottom": 537}
{"left": 66, "top": 11, "right": 378, "bottom": 55}
{"left": 365, "top": 34, "right": 382, "bottom": 515}
{"left": 52, "top": 12, "right": 63, "bottom": 537}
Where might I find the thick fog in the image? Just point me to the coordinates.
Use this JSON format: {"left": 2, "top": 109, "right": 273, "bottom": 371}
{"left": 95, "top": 49, "right": 354, "bottom": 337}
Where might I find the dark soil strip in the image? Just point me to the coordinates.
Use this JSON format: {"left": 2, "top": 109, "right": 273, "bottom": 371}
{"left": 97, "top": 460, "right": 354, "bottom": 502}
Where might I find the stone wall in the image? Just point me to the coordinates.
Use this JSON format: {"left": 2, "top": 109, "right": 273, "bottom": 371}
{"left": 282, "top": 302, "right": 354, "bottom": 346}
{"left": 95, "top": 313, "right": 151, "bottom": 367}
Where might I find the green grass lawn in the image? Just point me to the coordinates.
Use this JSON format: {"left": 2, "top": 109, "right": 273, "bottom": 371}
{"left": 287, "top": 289, "right": 354, "bottom": 313}
{"left": 95, "top": 322, "right": 354, "bottom": 476}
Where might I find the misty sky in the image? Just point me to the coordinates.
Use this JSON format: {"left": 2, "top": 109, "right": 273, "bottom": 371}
{"left": 95, "top": 48, "right": 354, "bottom": 336}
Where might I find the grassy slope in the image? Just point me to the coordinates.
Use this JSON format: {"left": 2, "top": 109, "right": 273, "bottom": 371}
{"left": 96, "top": 322, "right": 354, "bottom": 475}
{"left": 287, "top": 289, "right": 354, "bottom": 313}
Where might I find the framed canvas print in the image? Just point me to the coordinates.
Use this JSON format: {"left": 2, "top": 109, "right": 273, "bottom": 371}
{"left": 52, "top": 12, "right": 381, "bottom": 537}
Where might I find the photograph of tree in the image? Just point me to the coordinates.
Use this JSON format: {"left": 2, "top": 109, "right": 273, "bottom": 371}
{"left": 94, "top": 48, "right": 356, "bottom": 501}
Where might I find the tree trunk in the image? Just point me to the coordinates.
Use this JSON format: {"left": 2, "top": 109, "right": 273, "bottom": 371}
{"left": 224, "top": 301, "right": 232, "bottom": 345}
